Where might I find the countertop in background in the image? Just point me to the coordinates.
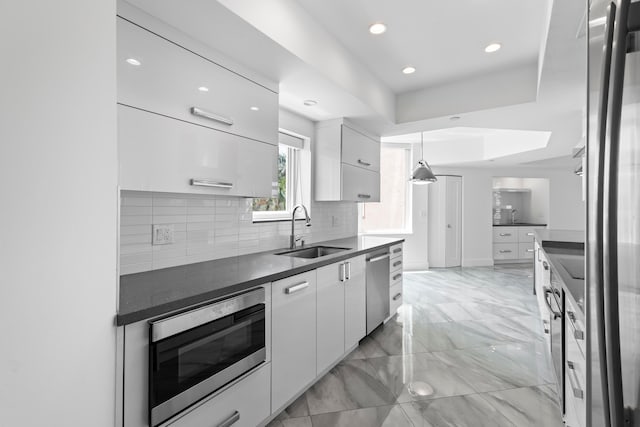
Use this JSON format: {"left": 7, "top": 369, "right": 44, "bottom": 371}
{"left": 117, "top": 235, "right": 404, "bottom": 326}
{"left": 493, "top": 223, "right": 548, "bottom": 227}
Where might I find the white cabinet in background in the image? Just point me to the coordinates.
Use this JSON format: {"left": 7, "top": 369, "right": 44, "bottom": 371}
{"left": 165, "top": 364, "right": 270, "bottom": 427}
{"left": 388, "top": 243, "right": 404, "bottom": 318}
{"left": 117, "top": 17, "right": 278, "bottom": 145}
{"left": 315, "top": 119, "right": 381, "bottom": 202}
{"left": 427, "top": 176, "right": 462, "bottom": 267}
{"left": 271, "top": 271, "right": 317, "bottom": 413}
{"left": 493, "top": 226, "right": 544, "bottom": 263}
{"left": 118, "top": 105, "right": 277, "bottom": 197}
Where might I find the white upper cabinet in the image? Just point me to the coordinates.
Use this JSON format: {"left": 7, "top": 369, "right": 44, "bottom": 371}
{"left": 118, "top": 105, "right": 276, "bottom": 197}
{"left": 116, "top": 16, "right": 279, "bottom": 196}
{"left": 315, "top": 119, "right": 381, "bottom": 202}
{"left": 117, "top": 17, "right": 278, "bottom": 145}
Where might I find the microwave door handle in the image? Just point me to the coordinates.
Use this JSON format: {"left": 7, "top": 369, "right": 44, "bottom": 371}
{"left": 603, "top": 1, "right": 640, "bottom": 424}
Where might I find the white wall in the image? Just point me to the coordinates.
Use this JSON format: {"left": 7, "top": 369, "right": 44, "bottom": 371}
{"left": 0, "top": 2, "right": 117, "bottom": 426}
{"left": 433, "top": 166, "right": 585, "bottom": 266}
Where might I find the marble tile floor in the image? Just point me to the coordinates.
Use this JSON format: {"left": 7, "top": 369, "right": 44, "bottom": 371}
{"left": 267, "top": 265, "right": 563, "bottom": 427}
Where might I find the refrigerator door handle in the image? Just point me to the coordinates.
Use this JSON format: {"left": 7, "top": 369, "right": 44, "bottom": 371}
{"left": 602, "top": 1, "right": 640, "bottom": 424}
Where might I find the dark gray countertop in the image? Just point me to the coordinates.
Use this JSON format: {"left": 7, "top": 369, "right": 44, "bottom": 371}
{"left": 492, "top": 223, "right": 548, "bottom": 227}
{"left": 542, "top": 244, "right": 585, "bottom": 314}
{"left": 534, "top": 229, "right": 585, "bottom": 246}
{"left": 117, "top": 235, "right": 404, "bottom": 326}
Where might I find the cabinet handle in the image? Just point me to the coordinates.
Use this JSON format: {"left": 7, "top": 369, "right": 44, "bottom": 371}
{"left": 499, "top": 233, "right": 511, "bottom": 236}
{"left": 566, "top": 361, "right": 584, "bottom": 399}
{"left": 368, "top": 254, "right": 390, "bottom": 263}
{"left": 357, "top": 194, "right": 372, "bottom": 199}
{"left": 217, "top": 411, "right": 240, "bottom": 427}
{"left": 285, "top": 281, "right": 309, "bottom": 294}
{"left": 393, "top": 260, "right": 402, "bottom": 267}
{"left": 499, "top": 250, "right": 512, "bottom": 253}
{"left": 339, "top": 263, "right": 346, "bottom": 282}
{"left": 393, "top": 293, "right": 402, "bottom": 301}
{"left": 527, "top": 232, "right": 534, "bottom": 236}
{"left": 190, "top": 107, "right": 234, "bottom": 126}
{"left": 542, "top": 319, "right": 549, "bottom": 334}
{"left": 190, "top": 179, "right": 233, "bottom": 189}
{"left": 567, "top": 311, "right": 585, "bottom": 340}
{"left": 526, "top": 249, "right": 535, "bottom": 253}
{"left": 543, "top": 287, "right": 562, "bottom": 319}
{"left": 393, "top": 273, "right": 402, "bottom": 281}
{"left": 346, "top": 262, "right": 351, "bottom": 280}
{"left": 393, "top": 248, "right": 402, "bottom": 254}
{"left": 543, "top": 261, "right": 549, "bottom": 271}
{"left": 357, "top": 159, "right": 371, "bottom": 166}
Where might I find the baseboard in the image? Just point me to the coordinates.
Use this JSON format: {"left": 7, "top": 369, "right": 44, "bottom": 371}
{"left": 461, "top": 258, "right": 494, "bottom": 267}
{"left": 403, "top": 261, "right": 429, "bottom": 271}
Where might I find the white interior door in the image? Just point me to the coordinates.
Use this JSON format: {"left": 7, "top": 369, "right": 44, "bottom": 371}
{"left": 444, "top": 176, "right": 462, "bottom": 267}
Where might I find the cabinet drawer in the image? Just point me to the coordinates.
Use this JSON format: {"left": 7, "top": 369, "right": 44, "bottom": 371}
{"left": 518, "top": 242, "right": 535, "bottom": 259}
{"left": 119, "top": 105, "right": 277, "bottom": 197}
{"left": 517, "top": 227, "right": 537, "bottom": 242}
{"left": 390, "top": 257, "right": 403, "bottom": 274}
{"left": 271, "top": 271, "right": 317, "bottom": 413}
{"left": 389, "top": 281, "right": 403, "bottom": 317}
{"left": 165, "top": 363, "right": 270, "bottom": 427}
{"left": 493, "top": 227, "right": 518, "bottom": 243}
{"left": 390, "top": 270, "right": 403, "bottom": 287}
{"left": 565, "top": 317, "right": 586, "bottom": 427}
{"left": 493, "top": 243, "right": 518, "bottom": 260}
{"left": 390, "top": 243, "right": 403, "bottom": 260}
{"left": 566, "top": 299, "right": 586, "bottom": 357}
{"left": 117, "top": 18, "right": 278, "bottom": 145}
{"left": 341, "top": 164, "right": 380, "bottom": 202}
{"left": 341, "top": 125, "right": 380, "bottom": 172}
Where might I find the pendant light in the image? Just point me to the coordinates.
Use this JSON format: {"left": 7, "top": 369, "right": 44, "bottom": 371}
{"left": 410, "top": 132, "right": 437, "bottom": 184}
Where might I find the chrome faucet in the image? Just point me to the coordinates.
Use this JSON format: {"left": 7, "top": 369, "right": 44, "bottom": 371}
{"left": 290, "top": 204, "right": 312, "bottom": 249}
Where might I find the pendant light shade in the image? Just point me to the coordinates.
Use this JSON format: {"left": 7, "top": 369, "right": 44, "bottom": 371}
{"left": 410, "top": 132, "right": 437, "bottom": 184}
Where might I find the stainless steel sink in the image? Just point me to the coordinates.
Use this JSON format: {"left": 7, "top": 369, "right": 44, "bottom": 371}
{"left": 276, "top": 246, "right": 351, "bottom": 259}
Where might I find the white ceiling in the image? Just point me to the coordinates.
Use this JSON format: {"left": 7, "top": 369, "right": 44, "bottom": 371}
{"left": 296, "top": 0, "right": 548, "bottom": 93}
{"left": 122, "top": 0, "right": 586, "bottom": 169}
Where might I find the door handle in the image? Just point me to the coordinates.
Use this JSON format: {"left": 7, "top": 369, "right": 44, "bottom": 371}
{"left": 339, "top": 263, "right": 346, "bottom": 282}
{"left": 357, "top": 159, "right": 371, "bottom": 166}
{"left": 543, "top": 287, "right": 562, "bottom": 319}
{"left": 346, "top": 262, "right": 351, "bottom": 280}
{"left": 392, "top": 273, "right": 402, "bottom": 281}
{"left": 392, "top": 293, "right": 402, "bottom": 301}
{"left": 190, "top": 179, "right": 233, "bottom": 189}
{"left": 357, "top": 194, "right": 372, "bottom": 199}
{"left": 499, "top": 233, "right": 511, "bottom": 236}
{"left": 217, "top": 411, "right": 240, "bottom": 427}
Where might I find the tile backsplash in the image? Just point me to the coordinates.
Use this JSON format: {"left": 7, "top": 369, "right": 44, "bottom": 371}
{"left": 120, "top": 191, "right": 358, "bottom": 274}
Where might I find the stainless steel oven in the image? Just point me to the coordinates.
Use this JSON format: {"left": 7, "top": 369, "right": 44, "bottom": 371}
{"left": 148, "top": 288, "right": 266, "bottom": 426}
{"left": 545, "top": 270, "right": 564, "bottom": 411}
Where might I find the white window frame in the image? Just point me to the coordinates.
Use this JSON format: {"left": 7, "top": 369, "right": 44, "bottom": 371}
{"left": 252, "top": 130, "right": 310, "bottom": 222}
{"left": 359, "top": 143, "right": 413, "bottom": 235}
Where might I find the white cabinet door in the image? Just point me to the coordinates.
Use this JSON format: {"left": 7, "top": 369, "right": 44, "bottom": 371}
{"left": 341, "top": 164, "right": 380, "bottom": 202}
{"left": 344, "top": 255, "right": 366, "bottom": 351}
{"left": 316, "top": 263, "right": 346, "bottom": 374}
{"left": 117, "top": 17, "right": 278, "bottom": 145}
{"left": 493, "top": 243, "right": 518, "bottom": 260}
{"left": 518, "top": 242, "right": 535, "bottom": 259}
{"left": 444, "top": 176, "right": 462, "bottom": 267}
{"left": 340, "top": 125, "right": 380, "bottom": 172}
{"left": 118, "top": 105, "right": 277, "bottom": 197}
{"left": 271, "top": 271, "right": 317, "bottom": 413}
{"left": 389, "top": 281, "right": 403, "bottom": 318}
{"left": 517, "top": 227, "right": 537, "bottom": 242}
{"left": 166, "top": 364, "right": 270, "bottom": 427}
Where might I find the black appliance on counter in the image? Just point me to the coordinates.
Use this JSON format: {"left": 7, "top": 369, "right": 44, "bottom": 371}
{"left": 148, "top": 287, "right": 266, "bottom": 426}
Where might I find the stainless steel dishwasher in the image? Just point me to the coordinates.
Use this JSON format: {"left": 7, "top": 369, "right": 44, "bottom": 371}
{"left": 366, "top": 249, "right": 390, "bottom": 334}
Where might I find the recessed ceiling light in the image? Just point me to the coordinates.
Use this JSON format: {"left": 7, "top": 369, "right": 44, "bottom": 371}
{"left": 369, "top": 23, "right": 387, "bottom": 35}
{"left": 126, "top": 58, "right": 141, "bottom": 66}
{"left": 198, "top": 86, "right": 209, "bottom": 92}
{"left": 402, "top": 66, "right": 416, "bottom": 75}
{"left": 303, "top": 99, "right": 317, "bottom": 106}
{"left": 484, "top": 43, "right": 502, "bottom": 53}
{"left": 250, "top": 106, "right": 260, "bottom": 111}
{"left": 450, "top": 116, "right": 461, "bottom": 121}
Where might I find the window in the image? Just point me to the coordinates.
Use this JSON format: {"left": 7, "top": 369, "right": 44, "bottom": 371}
{"left": 252, "top": 131, "right": 307, "bottom": 221}
{"left": 359, "top": 144, "right": 412, "bottom": 234}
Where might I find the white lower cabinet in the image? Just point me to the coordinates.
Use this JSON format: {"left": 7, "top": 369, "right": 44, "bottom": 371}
{"left": 389, "top": 281, "right": 403, "bottom": 317}
{"left": 344, "top": 255, "right": 366, "bottom": 351}
{"left": 316, "top": 262, "right": 346, "bottom": 374}
{"left": 271, "top": 271, "right": 317, "bottom": 413}
{"left": 564, "top": 298, "right": 586, "bottom": 427}
{"left": 166, "top": 364, "right": 270, "bottom": 427}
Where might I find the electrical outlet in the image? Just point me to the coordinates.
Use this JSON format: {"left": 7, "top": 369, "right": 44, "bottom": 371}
{"left": 152, "top": 224, "right": 174, "bottom": 245}
{"left": 332, "top": 215, "right": 341, "bottom": 227}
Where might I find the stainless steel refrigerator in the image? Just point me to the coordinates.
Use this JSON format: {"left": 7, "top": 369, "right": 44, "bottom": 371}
{"left": 588, "top": 0, "right": 640, "bottom": 425}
